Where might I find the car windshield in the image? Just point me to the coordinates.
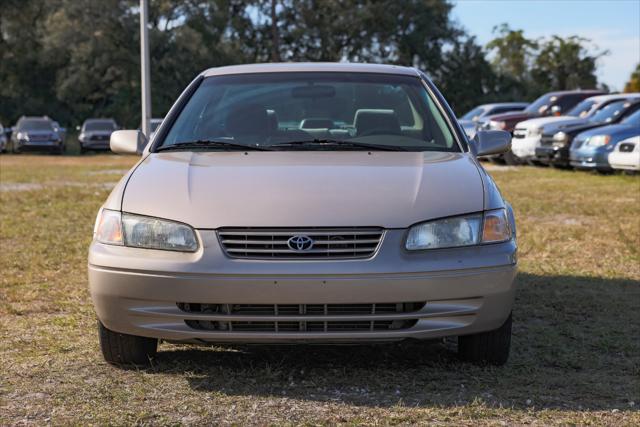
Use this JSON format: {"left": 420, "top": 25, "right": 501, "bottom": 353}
{"left": 21, "top": 119, "right": 53, "bottom": 131}
{"left": 567, "top": 99, "right": 596, "bottom": 118}
{"left": 85, "top": 121, "right": 115, "bottom": 131}
{"left": 524, "top": 94, "right": 555, "bottom": 114}
{"left": 160, "top": 72, "right": 459, "bottom": 152}
{"left": 461, "top": 107, "right": 485, "bottom": 121}
{"left": 589, "top": 101, "right": 630, "bottom": 123}
{"left": 621, "top": 108, "right": 640, "bottom": 125}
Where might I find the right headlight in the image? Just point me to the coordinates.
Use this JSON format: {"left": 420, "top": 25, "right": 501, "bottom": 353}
{"left": 585, "top": 135, "right": 611, "bottom": 147}
{"left": 405, "top": 209, "right": 511, "bottom": 250}
{"left": 94, "top": 209, "right": 198, "bottom": 252}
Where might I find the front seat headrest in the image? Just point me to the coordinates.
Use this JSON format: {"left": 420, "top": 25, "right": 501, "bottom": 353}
{"left": 354, "top": 109, "right": 401, "bottom": 136}
{"left": 225, "top": 104, "right": 270, "bottom": 137}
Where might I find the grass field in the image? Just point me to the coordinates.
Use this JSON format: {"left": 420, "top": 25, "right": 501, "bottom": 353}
{"left": 1, "top": 154, "right": 639, "bottom": 425}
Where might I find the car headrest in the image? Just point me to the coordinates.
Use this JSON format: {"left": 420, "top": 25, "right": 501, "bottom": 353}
{"left": 354, "top": 109, "right": 401, "bottom": 136}
{"left": 300, "top": 118, "right": 334, "bottom": 129}
{"left": 225, "top": 104, "right": 270, "bottom": 137}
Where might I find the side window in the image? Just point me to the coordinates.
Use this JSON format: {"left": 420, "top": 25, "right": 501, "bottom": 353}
{"left": 554, "top": 95, "right": 583, "bottom": 113}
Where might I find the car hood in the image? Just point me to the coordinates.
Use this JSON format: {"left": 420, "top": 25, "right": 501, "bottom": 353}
{"left": 121, "top": 151, "right": 485, "bottom": 229}
{"left": 516, "top": 116, "right": 581, "bottom": 130}
{"left": 574, "top": 123, "right": 640, "bottom": 145}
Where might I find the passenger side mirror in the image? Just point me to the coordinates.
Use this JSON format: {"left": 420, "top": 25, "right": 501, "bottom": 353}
{"left": 472, "top": 130, "right": 511, "bottom": 157}
{"left": 110, "top": 130, "right": 146, "bottom": 155}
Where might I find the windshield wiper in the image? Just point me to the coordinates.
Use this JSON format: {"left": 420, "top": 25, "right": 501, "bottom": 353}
{"left": 269, "top": 139, "right": 408, "bottom": 151}
{"left": 156, "top": 139, "right": 272, "bottom": 152}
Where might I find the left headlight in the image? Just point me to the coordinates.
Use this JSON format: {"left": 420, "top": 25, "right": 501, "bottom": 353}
{"left": 405, "top": 209, "right": 512, "bottom": 250}
{"left": 489, "top": 120, "right": 506, "bottom": 130}
{"left": 94, "top": 209, "right": 198, "bottom": 252}
{"left": 585, "top": 135, "right": 611, "bottom": 147}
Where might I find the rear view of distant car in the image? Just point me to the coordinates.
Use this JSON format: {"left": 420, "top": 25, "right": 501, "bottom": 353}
{"left": 78, "top": 119, "right": 119, "bottom": 153}
{"left": 458, "top": 103, "right": 528, "bottom": 140}
{"left": 608, "top": 136, "right": 640, "bottom": 172}
{"left": 10, "top": 116, "right": 64, "bottom": 154}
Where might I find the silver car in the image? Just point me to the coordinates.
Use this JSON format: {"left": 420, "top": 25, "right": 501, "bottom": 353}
{"left": 90, "top": 63, "right": 517, "bottom": 367}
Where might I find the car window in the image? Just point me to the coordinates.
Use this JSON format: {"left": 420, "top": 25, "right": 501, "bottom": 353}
{"left": 621, "top": 109, "right": 640, "bottom": 126}
{"left": 490, "top": 106, "right": 525, "bottom": 115}
{"left": 161, "top": 72, "right": 459, "bottom": 152}
{"left": 589, "top": 101, "right": 632, "bottom": 123}
{"left": 524, "top": 94, "right": 554, "bottom": 114}
{"left": 19, "top": 119, "right": 53, "bottom": 131}
{"left": 554, "top": 94, "right": 584, "bottom": 113}
{"left": 84, "top": 121, "right": 116, "bottom": 131}
{"left": 566, "top": 99, "right": 597, "bottom": 118}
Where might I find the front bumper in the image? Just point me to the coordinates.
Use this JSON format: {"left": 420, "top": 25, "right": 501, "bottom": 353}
{"left": 608, "top": 152, "right": 640, "bottom": 171}
{"left": 511, "top": 136, "right": 540, "bottom": 159}
{"left": 535, "top": 145, "right": 569, "bottom": 165}
{"left": 89, "top": 230, "right": 517, "bottom": 344}
{"left": 16, "top": 140, "right": 62, "bottom": 151}
{"left": 570, "top": 149, "right": 611, "bottom": 170}
{"left": 80, "top": 139, "right": 111, "bottom": 150}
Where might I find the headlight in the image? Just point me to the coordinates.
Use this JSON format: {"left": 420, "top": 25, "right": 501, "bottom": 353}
{"left": 94, "top": 209, "right": 198, "bottom": 252}
{"left": 405, "top": 209, "right": 511, "bottom": 250}
{"left": 17, "top": 132, "right": 29, "bottom": 141}
{"left": 553, "top": 132, "right": 567, "bottom": 142}
{"left": 489, "top": 120, "right": 506, "bottom": 130}
{"left": 585, "top": 135, "right": 611, "bottom": 147}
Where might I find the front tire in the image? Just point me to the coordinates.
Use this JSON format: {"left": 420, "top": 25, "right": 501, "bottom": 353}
{"left": 98, "top": 321, "right": 157, "bottom": 366}
{"left": 458, "top": 313, "right": 512, "bottom": 366}
{"left": 502, "top": 150, "right": 522, "bottom": 166}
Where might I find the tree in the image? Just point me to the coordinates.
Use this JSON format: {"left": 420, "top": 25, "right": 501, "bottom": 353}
{"left": 486, "top": 24, "right": 538, "bottom": 84}
{"left": 531, "top": 35, "right": 607, "bottom": 91}
{"left": 624, "top": 63, "right": 640, "bottom": 92}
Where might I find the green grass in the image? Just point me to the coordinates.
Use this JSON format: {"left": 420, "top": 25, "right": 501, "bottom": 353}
{"left": 1, "top": 155, "right": 639, "bottom": 425}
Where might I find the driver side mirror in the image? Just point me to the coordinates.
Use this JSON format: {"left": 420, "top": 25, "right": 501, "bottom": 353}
{"left": 472, "top": 130, "right": 511, "bottom": 157}
{"left": 110, "top": 130, "right": 147, "bottom": 155}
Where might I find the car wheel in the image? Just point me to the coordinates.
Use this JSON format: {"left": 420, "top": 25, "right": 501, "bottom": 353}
{"left": 502, "top": 151, "right": 522, "bottom": 166}
{"left": 98, "top": 320, "right": 157, "bottom": 366}
{"left": 458, "top": 312, "right": 512, "bottom": 366}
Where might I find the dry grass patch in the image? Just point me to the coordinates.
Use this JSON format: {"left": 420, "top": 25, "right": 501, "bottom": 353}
{"left": 1, "top": 156, "right": 639, "bottom": 425}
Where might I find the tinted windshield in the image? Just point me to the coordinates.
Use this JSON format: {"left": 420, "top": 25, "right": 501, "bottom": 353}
{"left": 567, "top": 99, "right": 596, "bottom": 118}
{"left": 461, "top": 107, "right": 485, "bottom": 120}
{"left": 524, "top": 94, "right": 555, "bottom": 114}
{"left": 20, "top": 119, "right": 53, "bottom": 131}
{"left": 589, "top": 101, "right": 630, "bottom": 123}
{"left": 161, "top": 72, "right": 459, "bottom": 152}
{"left": 84, "top": 121, "right": 115, "bottom": 131}
{"left": 621, "top": 109, "right": 640, "bottom": 125}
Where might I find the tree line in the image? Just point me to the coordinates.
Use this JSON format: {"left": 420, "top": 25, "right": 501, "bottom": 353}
{"left": 1, "top": 0, "right": 629, "bottom": 128}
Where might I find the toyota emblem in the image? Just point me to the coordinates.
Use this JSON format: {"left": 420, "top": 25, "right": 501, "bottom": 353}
{"left": 287, "top": 235, "right": 314, "bottom": 251}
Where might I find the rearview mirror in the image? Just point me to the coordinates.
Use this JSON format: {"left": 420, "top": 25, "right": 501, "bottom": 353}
{"left": 110, "top": 130, "right": 146, "bottom": 155}
{"left": 472, "top": 130, "right": 511, "bottom": 157}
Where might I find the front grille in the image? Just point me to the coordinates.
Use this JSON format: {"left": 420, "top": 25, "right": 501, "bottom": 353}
{"left": 512, "top": 129, "right": 526, "bottom": 139}
{"left": 178, "top": 302, "right": 424, "bottom": 333}
{"left": 218, "top": 228, "right": 384, "bottom": 259}
{"left": 90, "top": 134, "right": 109, "bottom": 141}
{"left": 619, "top": 143, "right": 636, "bottom": 153}
{"left": 540, "top": 135, "right": 554, "bottom": 146}
{"left": 28, "top": 134, "right": 52, "bottom": 142}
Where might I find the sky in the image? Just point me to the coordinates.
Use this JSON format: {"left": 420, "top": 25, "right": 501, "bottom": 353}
{"left": 452, "top": 0, "right": 640, "bottom": 91}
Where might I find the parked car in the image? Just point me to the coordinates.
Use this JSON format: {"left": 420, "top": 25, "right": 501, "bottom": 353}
{"left": 511, "top": 94, "right": 640, "bottom": 163}
{"left": 458, "top": 103, "right": 528, "bottom": 139}
{"left": 10, "top": 116, "right": 64, "bottom": 154}
{"left": 0, "top": 123, "right": 7, "bottom": 153}
{"left": 90, "top": 63, "right": 518, "bottom": 367}
{"left": 570, "top": 108, "right": 640, "bottom": 172}
{"left": 608, "top": 136, "right": 640, "bottom": 172}
{"left": 481, "top": 90, "right": 606, "bottom": 164}
{"left": 78, "top": 118, "right": 119, "bottom": 153}
{"left": 534, "top": 99, "right": 640, "bottom": 167}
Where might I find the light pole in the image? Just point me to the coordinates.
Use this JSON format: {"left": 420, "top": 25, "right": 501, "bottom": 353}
{"left": 140, "top": 0, "right": 151, "bottom": 139}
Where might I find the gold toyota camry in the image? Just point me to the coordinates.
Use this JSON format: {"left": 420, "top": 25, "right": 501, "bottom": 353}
{"left": 89, "top": 63, "right": 517, "bottom": 366}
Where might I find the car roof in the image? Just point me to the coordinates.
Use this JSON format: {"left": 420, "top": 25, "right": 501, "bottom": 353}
{"left": 586, "top": 93, "right": 640, "bottom": 103}
{"left": 84, "top": 118, "right": 116, "bottom": 122}
{"left": 480, "top": 102, "right": 529, "bottom": 108}
{"left": 201, "top": 62, "right": 421, "bottom": 78}
{"left": 544, "top": 90, "right": 605, "bottom": 97}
